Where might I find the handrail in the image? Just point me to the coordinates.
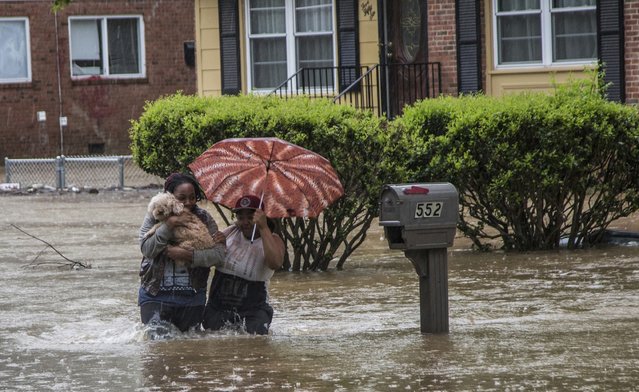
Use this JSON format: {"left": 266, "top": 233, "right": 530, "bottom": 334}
{"left": 332, "top": 64, "right": 377, "bottom": 103}
{"left": 268, "top": 68, "right": 303, "bottom": 96}
{"left": 266, "top": 62, "right": 441, "bottom": 118}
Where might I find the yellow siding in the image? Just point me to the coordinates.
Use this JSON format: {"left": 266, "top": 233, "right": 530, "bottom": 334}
{"left": 238, "top": 2, "right": 247, "bottom": 93}
{"left": 196, "top": 0, "right": 222, "bottom": 96}
{"left": 488, "top": 68, "right": 594, "bottom": 97}
{"left": 342, "top": 0, "right": 379, "bottom": 112}
{"left": 359, "top": 2, "right": 379, "bottom": 67}
{"left": 201, "top": 49, "right": 220, "bottom": 70}
{"left": 200, "top": 6, "right": 217, "bottom": 29}
{"left": 202, "top": 70, "right": 222, "bottom": 96}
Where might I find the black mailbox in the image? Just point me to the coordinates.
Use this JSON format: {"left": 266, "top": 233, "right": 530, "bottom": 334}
{"left": 184, "top": 41, "right": 195, "bottom": 67}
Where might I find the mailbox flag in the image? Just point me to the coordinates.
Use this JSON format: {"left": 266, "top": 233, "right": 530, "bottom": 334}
{"left": 403, "top": 185, "right": 430, "bottom": 195}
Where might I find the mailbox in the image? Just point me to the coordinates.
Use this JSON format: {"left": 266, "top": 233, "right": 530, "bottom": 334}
{"left": 379, "top": 183, "right": 458, "bottom": 250}
{"left": 379, "top": 182, "right": 458, "bottom": 334}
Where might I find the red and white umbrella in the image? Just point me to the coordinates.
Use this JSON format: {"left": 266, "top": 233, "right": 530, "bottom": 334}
{"left": 188, "top": 137, "right": 344, "bottom": 218}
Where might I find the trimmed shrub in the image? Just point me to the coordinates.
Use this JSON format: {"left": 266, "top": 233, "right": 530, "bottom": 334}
{"left": 130, "top": 94, "right": 396, "bottom": 270}
{"left": 394, "top": 76, "right": 639, "bottom": 250}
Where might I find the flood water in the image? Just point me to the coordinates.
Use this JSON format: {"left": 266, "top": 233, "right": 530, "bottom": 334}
{"left": 0, "top": 190, "right": 638, "bottom": 391}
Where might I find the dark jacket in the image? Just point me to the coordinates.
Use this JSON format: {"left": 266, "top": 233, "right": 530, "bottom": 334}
{"left": 139, "top": 205, "right": 225, "bottom": 296}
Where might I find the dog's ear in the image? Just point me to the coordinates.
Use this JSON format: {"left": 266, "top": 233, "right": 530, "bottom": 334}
{"left": 165, "top": 193, "right": 185, "bottom": 215}
{"left": 148, "top": 192, "right": 165, "bottom": 214}
{"left": 149, "top": 193, "right": 171, "bottom": 220}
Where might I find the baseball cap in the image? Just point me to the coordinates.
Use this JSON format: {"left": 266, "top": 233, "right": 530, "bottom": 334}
{"left": 232, "top": 195, "right": 261, "bottom": 211}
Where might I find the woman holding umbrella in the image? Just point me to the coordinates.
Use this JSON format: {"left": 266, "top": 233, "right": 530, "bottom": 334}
{"left": 189, "top": 137, "right": 342, "bottom": 334}
{"left": 202, "top": 195, "right": 285, "bottom": 335}
{"left": 138, "top": 173, "right": 226, "bottom": 333}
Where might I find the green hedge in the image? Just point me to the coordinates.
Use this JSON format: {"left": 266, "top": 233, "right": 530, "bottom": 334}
{"left": 131, "top": 77, "right": 639, "bottom": 254}
{"left": 130, "top": 94, "right": 396, "bottom": 270}
{"left": 393, "top": 77, "right": 639, "bottom": 250}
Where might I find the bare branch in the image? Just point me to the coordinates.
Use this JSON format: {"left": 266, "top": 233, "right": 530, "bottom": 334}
{"left": 10, "top": 224, "right": 91, "bottom": 269}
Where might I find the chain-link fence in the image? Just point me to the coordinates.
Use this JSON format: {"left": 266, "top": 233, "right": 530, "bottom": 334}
{"left": 4, "top": 155, "right": 162, "bottom": 189}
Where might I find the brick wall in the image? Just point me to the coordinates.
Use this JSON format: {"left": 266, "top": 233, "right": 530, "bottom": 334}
{"left": 625, "top": 0, "right": 639, "bottom": 104}
{"left": 0, "top": 0, "right": 196, "bottom": 159}
{"left": 427, "top": 0, "right": 458, "bottom": 96}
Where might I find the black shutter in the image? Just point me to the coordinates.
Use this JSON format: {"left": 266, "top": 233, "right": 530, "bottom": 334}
{"left": 219, "top": 0, "right": 241, "bottom": 95}
{"left": 597, "top": 0, "right": 625, "bottom": 102}
{"left": 336, "top": 0, "right": 360, "bottom": 91}
{"left": 456, "top": 0, "right": 481, "bottom": 94}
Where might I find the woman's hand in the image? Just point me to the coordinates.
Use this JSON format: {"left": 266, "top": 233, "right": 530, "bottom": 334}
{"left": 211, "top": 230, "right": 226, "bottom": 245}
{"left": 253, "top": 209, "right": 268, "bottom": 230}
{"left": 165, "top": 215, "right": 186, "bottom": 229}
{"left": 166, "top": 245, "right": 193, "bottom": 264}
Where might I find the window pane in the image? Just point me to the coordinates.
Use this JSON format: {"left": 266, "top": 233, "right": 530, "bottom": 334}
{"left": 296, "top": 0, "right": 332, "bottom": 33}
{"left": 250, "top": 0, "right": 285, "bottom": 34}
{"left": 251, "top": 0, "right": 284, "bottom": 6}
{"left": 107, "top": 18, "right": 140, "bottom": 74}
{"left": 0, "top": 20, "right": 29, "bottom": 80}
{"left": 553, "top": 10, "right": 596, "bottom": 61}
{"left": 553, "top": 0, "right": 595, "bottom": 7}
{"left": 296, "top": 35, "right": 334, "bottom": 88}
{"left": 70, "top": 19, "right": 102, "bottom": 76}
{"left": 400, "top": 0, "right": 422, "bottom": 62}
{"left": 498, "top": 14, "right": 541, "bottom": 63}
{"left": 296, "top": 0, "right": 330, "bottom": 6}
{"left": 251, "top": 37, "right": 287, "bottom": 89}
{"left": 498, "top": 0, "right": 539, "bottom": 12}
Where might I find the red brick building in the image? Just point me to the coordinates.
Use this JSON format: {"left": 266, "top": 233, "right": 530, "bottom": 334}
{"left": 0, "top": 0, "right": 196, "bottom": 159}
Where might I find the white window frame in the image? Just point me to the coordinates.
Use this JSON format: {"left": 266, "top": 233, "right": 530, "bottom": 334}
{"left": 68, "top": 15, "right": 146, "bottom": 79}
{"left": 0, "top": 17, "right": 32, "bottom": 84}
{"left": 244, "top": 0, "right": 337, "bottom": 93}
{"left": 492, "top": 0, "right": 597, "bottom": 69}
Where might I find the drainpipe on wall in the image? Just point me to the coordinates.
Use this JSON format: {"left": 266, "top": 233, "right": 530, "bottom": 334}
{"left": 54, "top": 11, "right": 65, "bottom": 156}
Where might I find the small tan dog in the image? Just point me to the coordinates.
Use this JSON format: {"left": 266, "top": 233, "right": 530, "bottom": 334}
{"left": 144, "top": 192, "right": 215, "bottom": 252}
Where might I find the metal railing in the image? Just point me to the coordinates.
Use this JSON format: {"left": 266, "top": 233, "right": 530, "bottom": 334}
{"left": 269, "top": 63, "right": 442, "bottom": 118}
{"left": 379, "top": 62, "right": 442, "bottom": 118}
{"left": 332, "top": 65, "right": 379, "bottom": 114}
{"left": 269, "top": 65, "right": 368, "bottom": 99}
{"left": 4, "top": 155, "right": 162, "bottom": 190}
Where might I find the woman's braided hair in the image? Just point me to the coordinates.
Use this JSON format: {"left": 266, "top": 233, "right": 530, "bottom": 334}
{"left": 163, "top": 172, "right": 205, "bottom": 201}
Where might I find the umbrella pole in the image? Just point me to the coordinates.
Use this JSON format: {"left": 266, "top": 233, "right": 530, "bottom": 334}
{"left": 250, "top": 192, "right": 265, "bottom": 243}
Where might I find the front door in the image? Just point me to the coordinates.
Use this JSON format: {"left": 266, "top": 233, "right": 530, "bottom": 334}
{"left": 379, "top": 0, "right": 430, "bottom": 118}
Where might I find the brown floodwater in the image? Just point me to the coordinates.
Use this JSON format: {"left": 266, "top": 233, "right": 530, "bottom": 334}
{"left": 0, "top": 190, "right": 637, "bottom": 391}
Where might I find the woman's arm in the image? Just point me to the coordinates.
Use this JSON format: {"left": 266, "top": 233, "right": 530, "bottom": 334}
{"left": 254, "top": 209, "right": 285, "bottom": 270}
{"left": 139, "top": 212, "right": 173, "bottom": 259}
{"left": 181, "top": 209, "right": 227, "bottom": 267}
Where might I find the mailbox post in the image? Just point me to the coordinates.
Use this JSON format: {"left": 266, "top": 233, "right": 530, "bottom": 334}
{"left": 379, "top": 183, "right": 458, "bottom": 333}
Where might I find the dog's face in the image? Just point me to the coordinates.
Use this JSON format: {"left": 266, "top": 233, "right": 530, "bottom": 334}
{"left": 148, "top": 192, "right": 184, "bottom": 221}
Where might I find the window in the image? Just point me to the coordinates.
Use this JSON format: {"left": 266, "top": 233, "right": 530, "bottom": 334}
{"left": 246, "top": 0, "right": 335, "bottom": 91}
{"left": 493, "top": 0, "right": 596, "bottom": 67}
{"left": 69, "top": 16, "right": 145, "bottom": 78}
{"left": 0, "top": 17, "right": 31, "bottom": 83}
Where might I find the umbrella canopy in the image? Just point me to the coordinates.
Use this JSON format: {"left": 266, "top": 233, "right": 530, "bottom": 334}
{"left": 188, "top": 137, "right": 344, "bottom": 218}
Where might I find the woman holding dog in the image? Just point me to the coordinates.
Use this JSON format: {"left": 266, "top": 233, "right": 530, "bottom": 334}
{"left": 138, "top": 172, "right": 225, "bottom": 333}
{"left": 202, "top": 194, "right": 285, "bottom": 335}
